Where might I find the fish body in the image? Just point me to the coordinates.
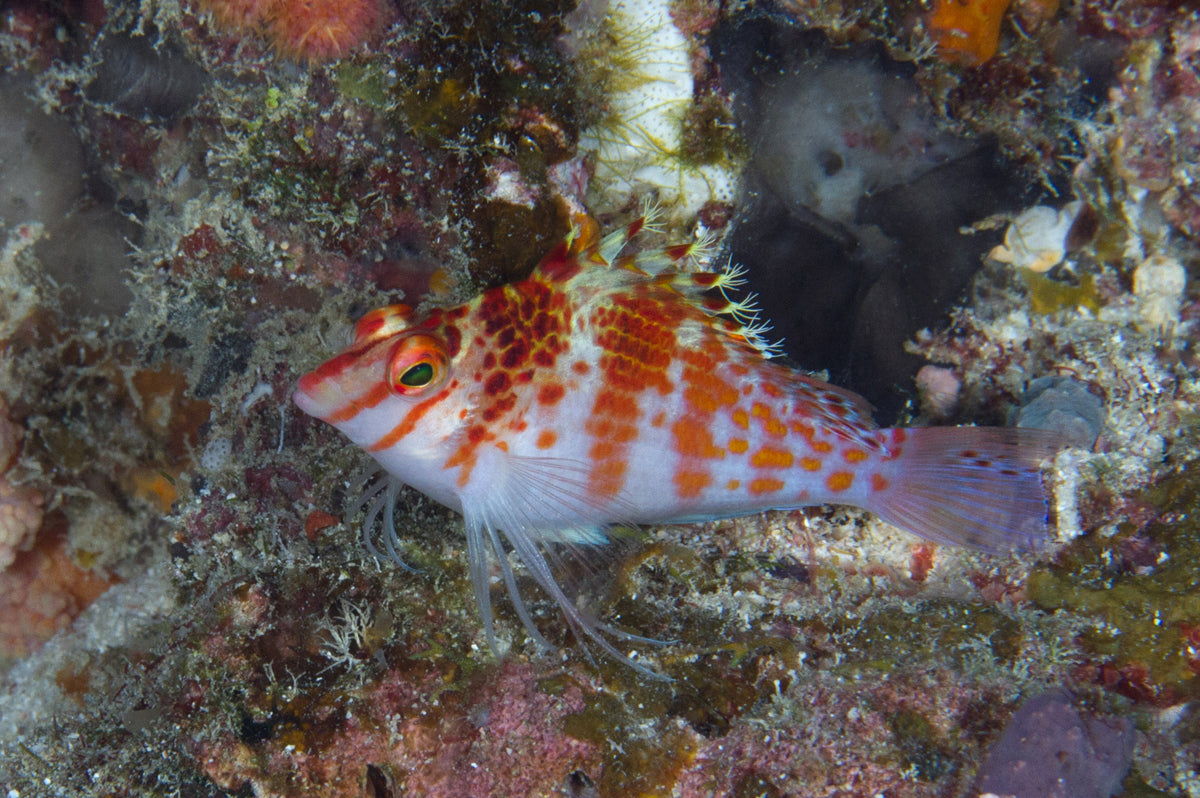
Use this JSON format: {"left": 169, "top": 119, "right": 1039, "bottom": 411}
{"left": 294, "top": 211, "right": 1057, "bottom": 667}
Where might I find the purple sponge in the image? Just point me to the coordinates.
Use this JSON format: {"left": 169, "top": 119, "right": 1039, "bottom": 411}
{"left": 973, "top": 690, "right": 1134, "bottom": 798}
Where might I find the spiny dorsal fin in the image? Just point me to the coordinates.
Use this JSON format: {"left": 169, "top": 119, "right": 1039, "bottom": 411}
{"left": 547, "top": 206, "right": 783, "bottom": 359}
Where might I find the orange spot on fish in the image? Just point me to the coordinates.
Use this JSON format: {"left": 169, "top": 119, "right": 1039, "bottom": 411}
{"left": 728, "top": 438, "right": 749, "bottom": 454}
{"left": 484, "top": 371, "right": 511, "bottom": 396}
{"left": 726, "top": 479, "right": 740, "bottom": 490}
{"left": 683, "top": 387, "right": 716, "bottom": 413}
{"left": 871, "top": 474, "right": 889, "bottom": 492}
{"left": 651, "top": 411, "right": 665, "bottom": 427}
{"left": 751, "top": 447, "right": 793, "bottom": 469}
{"left": 749, "top": 478, "right": 784, "bottom": 495}
{"left": 587, "top": 416, "right": 638, "bottom": 444}
{"left": 674, "top": 470, "right": 712, "bottom": 498}
{"left": 843, "top": 448, "right": 869, "bottom": 463}
{"left": 594, "top": 304, "right": 676, "bottom": 395}
{"left": 591, "top": 388, "right": 639, "bottom": 422}
{"left": 671, "top": 417, "right": 726, "bottom": 459}
{"left": 500, "top": 341, "right": 529, "bottom": 369}
{"left": 826, "top": 472, "right": 853, "bottom": 492}
{"left": 731, "top": 408, "right": 749, "bottom": 429}
{"left": 480, "top": 393, "right": 516, "bottom": 422}
{"left": 791, "top": 422, "right": 815, "bottom": 440}
{"left": 801, "top": 457, "right": 822, "bottom": 471}
{"left": 537, "top": 383, "right": 565, "bottom": 406}
{"left": 813, "top": 440, "right": 833, "bottom": 454}
{"left": 589, "top": 439, "right": 617, "bottom": 461}
{"left": 442, "top": 324, "right": 462, "bottom": 357}
{"left": 683, "top": 375, "right": 739, "bottom": 413}
{"left": 572, "top": 360, "right": 590, "bottom": 375}
{"left": 536, "top": 429, "right": 557, "bottom": 449}
{"left": 591, "top": 458, "right": 627, "bottom": 499}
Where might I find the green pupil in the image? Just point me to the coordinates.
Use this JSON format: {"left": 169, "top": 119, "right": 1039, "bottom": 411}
{"left": 399, "top": 361, "right": 434, "bottom": 387}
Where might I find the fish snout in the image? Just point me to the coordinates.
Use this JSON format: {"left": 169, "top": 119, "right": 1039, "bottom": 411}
{"left": 293, "top": 372, "right": 341, "bottom": 420}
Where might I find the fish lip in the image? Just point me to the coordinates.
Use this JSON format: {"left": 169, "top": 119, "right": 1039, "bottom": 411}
{"left": 292, "top": 376, "right": 328, "bottom": 419}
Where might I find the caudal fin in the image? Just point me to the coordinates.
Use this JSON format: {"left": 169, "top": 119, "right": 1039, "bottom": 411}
{"left": 866, "top": 427, "right": 1060, "bottom": 552}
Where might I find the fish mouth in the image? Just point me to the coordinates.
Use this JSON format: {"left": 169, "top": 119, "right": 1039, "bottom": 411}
{"left": 292, "top": 373, "right": 336, "bottom": 419}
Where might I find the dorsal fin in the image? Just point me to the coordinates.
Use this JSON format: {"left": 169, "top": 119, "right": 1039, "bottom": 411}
{"left": 536, "top": 204, "right": 783, "bottom": 360}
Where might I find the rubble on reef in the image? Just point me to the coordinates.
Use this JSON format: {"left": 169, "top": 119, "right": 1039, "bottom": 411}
{"left": 1, "top": 0, "right": 1199, "bottom": 796}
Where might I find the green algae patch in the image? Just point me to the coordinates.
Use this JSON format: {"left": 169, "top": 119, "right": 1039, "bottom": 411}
{"left": 888, "top": 708, "right": 955, "bottom": 782}
{"left": 563, "top": 690, "right": 697, "bottom": 796}
{"left": 836, "top": 598, "right": 1023, "bottom": 674}
{"left": 1024, "top": 271, "right": 1103, "bottom": 315}
{"left": 1120, "top": 775, "right": 1181, "bottom": 798}
{"left": 678, "top": 91, "right": 747, "bottom": 169}
{"left": 1028, "top": 466, "right": 1200, "bottom": 702}
{"left": 559, "top": 623, "right": 796, "bottom": 796}
{"left": 334, "top": 63, "right": 391, "bottom": 110}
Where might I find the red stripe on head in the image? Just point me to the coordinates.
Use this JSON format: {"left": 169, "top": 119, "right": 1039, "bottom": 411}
{"left": 366, "top": 387, "right": 452, "bottom": 452}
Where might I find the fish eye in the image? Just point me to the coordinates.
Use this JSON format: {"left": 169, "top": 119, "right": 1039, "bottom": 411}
{"left": 398, "top": 361, "right": 433, "bottom": 387}
{"left": 386, "top": 334, "right": 448, "bottom": 396}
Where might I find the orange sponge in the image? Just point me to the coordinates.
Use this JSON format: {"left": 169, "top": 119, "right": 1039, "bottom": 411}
{"left": 199, "top": 0, "right": 387, "bottom": 62}
{"left": 265, "top": 0, "right": 386, "bottom": 62}
{"left": 926, "top": 0, "right": 1014, "bottom": 65}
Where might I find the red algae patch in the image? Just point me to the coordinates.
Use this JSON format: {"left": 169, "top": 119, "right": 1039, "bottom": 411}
{"left": 196, "top": 661, "right": 601, "bottom": 797}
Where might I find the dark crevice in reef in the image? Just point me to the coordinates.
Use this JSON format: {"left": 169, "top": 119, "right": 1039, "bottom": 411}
{"left": 712, "top": 16, "right": 1038, "bottom": 423}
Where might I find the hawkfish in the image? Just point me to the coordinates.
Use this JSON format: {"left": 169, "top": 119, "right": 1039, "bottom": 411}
{"left": 294, "top": 208, "right": 1058, "bottom": 671}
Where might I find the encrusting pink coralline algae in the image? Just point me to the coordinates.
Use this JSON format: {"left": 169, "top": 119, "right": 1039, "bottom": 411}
{"left": 0, "top": 398, "right": 41, "bottom": 572}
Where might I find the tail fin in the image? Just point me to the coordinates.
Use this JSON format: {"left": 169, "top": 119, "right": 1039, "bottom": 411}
{"left": 865, "top": 427, "right": 1060, "bottom": 552}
